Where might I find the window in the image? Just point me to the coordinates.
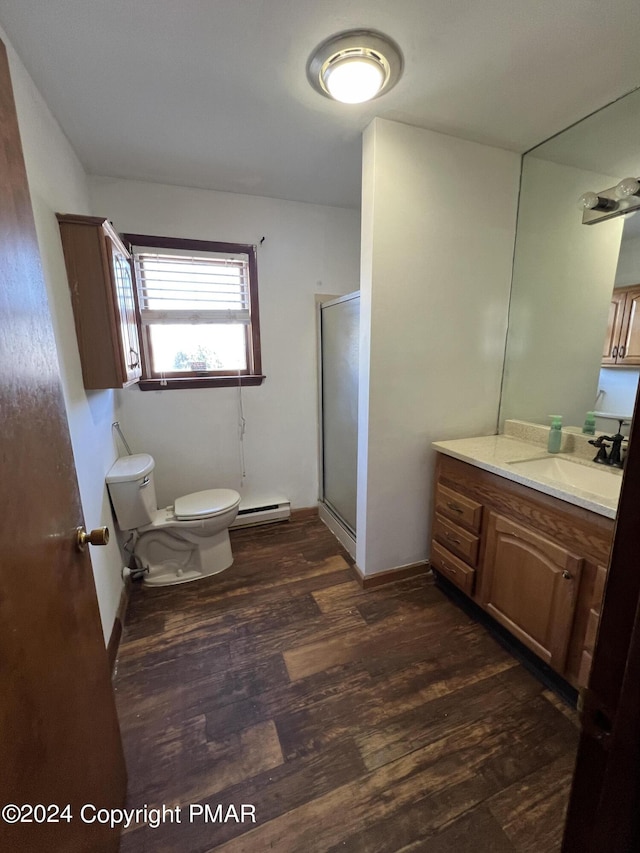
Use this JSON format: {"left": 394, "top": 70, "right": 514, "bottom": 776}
{"left": 123, "top": 234, "right": 263, "bottom": 389}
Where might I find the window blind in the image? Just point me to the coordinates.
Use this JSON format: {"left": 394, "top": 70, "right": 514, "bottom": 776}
{"left": 134, "top": 248, "right": 251, "bottom": 325}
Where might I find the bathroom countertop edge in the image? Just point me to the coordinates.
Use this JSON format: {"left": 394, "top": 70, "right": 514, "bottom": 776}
{"left": 432, "top": 435, "right": 619, "bottom": 519}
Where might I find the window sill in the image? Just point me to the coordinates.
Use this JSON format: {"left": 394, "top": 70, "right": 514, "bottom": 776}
{"left": 137, "top": 375, "right": 266, "bottom": 391}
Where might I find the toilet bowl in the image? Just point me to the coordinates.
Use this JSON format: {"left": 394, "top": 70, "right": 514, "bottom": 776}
{"left": 106, "top": 453, "right": 240, "bottom": 586}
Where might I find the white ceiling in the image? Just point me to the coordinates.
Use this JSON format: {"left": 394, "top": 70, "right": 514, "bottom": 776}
{"left": 2, "top": 0, "right": 640, "bottom": 209}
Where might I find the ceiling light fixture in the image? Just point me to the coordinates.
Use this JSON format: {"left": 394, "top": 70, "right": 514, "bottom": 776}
{"left": 307, "top": 30, "right": 403, "bottom": 104}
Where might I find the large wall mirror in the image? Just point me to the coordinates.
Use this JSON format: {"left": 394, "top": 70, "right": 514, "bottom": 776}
{"left": 499, "top": 87, "right": 640, "bottom": 435}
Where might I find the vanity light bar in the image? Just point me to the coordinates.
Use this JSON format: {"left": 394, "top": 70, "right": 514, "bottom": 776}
{"left": 579, "top": 176, "right": 640, "bottom": 225}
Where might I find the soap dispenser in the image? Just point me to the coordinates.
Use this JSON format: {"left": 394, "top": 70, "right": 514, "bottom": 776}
{"left": 548, "top": 415, "right": 562, "bottom": 453}
{"left": 582, "top": 411, "right": 596, "bottom": 435}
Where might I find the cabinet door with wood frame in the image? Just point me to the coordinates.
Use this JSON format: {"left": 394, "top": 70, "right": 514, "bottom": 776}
{"left": 57, "top": 214, "right": 142, "bottom": 389}
{"left": 602, "top": 291, "right": 627, "bottom": 365}
{"left": 602, "top": 283, "right": 640, "bottom": 366}
{"left": 616, "top": 285, "right": 640, "bottom": 365}
{"left": 478, "top": 512, "right": 583, "bottom": 671}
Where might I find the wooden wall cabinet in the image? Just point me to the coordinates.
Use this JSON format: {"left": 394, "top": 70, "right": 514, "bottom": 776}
{"left": 57, "top": 214, "right": 141, "bottom": 389}
{"left": 431, "top": 454, "right": 614, "bottom": 689}
{"left": 602, "top": 284, "right": 640, "bottom": 366}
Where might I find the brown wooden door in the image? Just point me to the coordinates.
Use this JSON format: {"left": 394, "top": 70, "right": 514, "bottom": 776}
{"left": 617, "top": 284, "right": 640, "bottom": 365}
{"left": 601, "top": 290, "right": 626, "bottom": 364}
{"left": 478, "top": 512, "right": 583, "bottom": 670}
{"left": 0, "top": 40, "right": 126, "bottom": 852}
{"left": 562, "top": 383, "right": 640, "bottom": 850}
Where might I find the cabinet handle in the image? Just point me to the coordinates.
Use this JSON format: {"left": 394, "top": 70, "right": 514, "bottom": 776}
{"left": 445, "top": 533, "right": 461, "bottom": 545}
{"left": 618, "top": 345, "right": 625, "bottom": 359}
{"left": 446, "top": 502, "right": 464, "bottom": 514}
{"left": 562, "top": 570, "right": 573, "bottom": 580}
{"left": 612, "top": 345, "right": 618, "bottom": 358}
{"left": 128, "top": 347, "right": 140, "bottom": 369}
{"left": 441, "top": 562, "right": 456, "bottom": 575}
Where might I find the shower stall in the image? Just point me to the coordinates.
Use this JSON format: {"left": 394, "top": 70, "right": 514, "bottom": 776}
{"left": 317, "top": 291, "right": 359, "bottom": 558}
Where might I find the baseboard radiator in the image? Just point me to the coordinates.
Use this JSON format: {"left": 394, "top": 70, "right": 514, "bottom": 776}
{"left": 230, "top": 495, "right": 291, "bottom": 529}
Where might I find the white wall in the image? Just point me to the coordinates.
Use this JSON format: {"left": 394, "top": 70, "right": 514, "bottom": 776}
{"left": 88, "top": 177, "right": 360, "bottom": 509}
{"left": 357, "top": 119, "right": 520, "bottom": 576}
{"left": 500, "top": 157, "right": 624, "bottom": 428}
{"left": 2, "top": 28, "right": 124, "bottom": 642}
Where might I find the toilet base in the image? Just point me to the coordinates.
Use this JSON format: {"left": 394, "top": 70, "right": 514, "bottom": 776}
{"left": 135, "top": 527, "right": 234, "bottom": 586}
{"left": 143, "top": 564, "right": 209, "bottom": 586}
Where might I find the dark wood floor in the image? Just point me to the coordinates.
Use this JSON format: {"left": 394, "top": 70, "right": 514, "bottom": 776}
{"left": 114, "top": 515, "right": 579, "bottom": 852}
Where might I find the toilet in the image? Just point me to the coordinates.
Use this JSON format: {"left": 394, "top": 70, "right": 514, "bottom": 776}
{"left": 106, "top": 453, "right": 241, "bottom": 586}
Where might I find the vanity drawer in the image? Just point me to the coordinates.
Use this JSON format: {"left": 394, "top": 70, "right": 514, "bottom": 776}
{"left": 433, "top": 513, "right": 479, "bottom": 566}
{"left": 434, "top": 483, "right": 483, "bottom": 533}
{"left": 431, "top": 541, "right": 475, "bottom": 595}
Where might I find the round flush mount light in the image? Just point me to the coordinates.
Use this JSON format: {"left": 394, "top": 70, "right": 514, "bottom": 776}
{"left": 307, "top": 30, "right": 403, "bottom": 104}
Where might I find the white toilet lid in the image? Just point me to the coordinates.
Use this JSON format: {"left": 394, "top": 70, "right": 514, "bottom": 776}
{"left": 174, "top": 488, "right": 240, "bottom": 520}
{"left": 106, "top": 453, "right": 154, "bottom": 483}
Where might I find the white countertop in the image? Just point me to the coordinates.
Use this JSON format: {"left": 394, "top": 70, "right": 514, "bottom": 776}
{"left": 432, "top": 434, "right": 621, "bottom": 519}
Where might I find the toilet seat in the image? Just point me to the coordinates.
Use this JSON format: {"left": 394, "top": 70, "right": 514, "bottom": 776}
{"left": 174, "top": 488, "right": 240, "bottom": 521}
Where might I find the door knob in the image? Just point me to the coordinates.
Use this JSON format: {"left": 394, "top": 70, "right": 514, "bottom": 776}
{"left": 76, "top": 526, "right": 110, "bottom": 551}
{"left": 562, "top": 570, "right": 573, "bottom": 580}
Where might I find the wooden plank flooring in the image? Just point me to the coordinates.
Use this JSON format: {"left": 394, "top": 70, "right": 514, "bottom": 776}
{"left": 114, "top": 516, "right": 578, "bottom": 852}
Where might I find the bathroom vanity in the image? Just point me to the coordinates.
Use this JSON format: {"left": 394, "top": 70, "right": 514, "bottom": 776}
{"left": 430, "top": 426, "right": 619, "bottom": 690}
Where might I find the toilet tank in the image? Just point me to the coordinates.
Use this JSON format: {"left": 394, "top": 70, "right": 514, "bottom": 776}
{"left": 106, "top": 453, "right": 157, "bottom": 530}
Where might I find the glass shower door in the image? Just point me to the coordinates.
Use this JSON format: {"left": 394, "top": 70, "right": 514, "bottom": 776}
{"left": 320, "top": 292, "right": 359, "bottom": 534}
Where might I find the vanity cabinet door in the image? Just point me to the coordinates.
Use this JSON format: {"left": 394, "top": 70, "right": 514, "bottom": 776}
{"left": 478, "top": 512, "right": 583, "bottom": 672}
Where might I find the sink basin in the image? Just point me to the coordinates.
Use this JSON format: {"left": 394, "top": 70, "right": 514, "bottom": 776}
{"left": 508, "top": 456, "right": 622, "bottom": 500}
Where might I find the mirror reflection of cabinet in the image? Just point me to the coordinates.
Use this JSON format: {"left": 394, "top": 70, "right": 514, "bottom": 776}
{"left": 57, "top": 214, "right": 141, "bottom": 389}
{"left": 602, "top": 284, "right": 640, "bottom": 367}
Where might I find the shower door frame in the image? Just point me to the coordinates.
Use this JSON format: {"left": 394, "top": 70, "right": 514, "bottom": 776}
{"left": 316, "top": 291, "right": 359, "bottom": 559}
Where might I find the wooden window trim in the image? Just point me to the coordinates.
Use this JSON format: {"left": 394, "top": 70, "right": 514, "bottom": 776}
{"left": 138, "top": 375, "right": 265, "bottom": 390}
{"left": 122, "top": 232, "right": 263, "bottom": 389}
